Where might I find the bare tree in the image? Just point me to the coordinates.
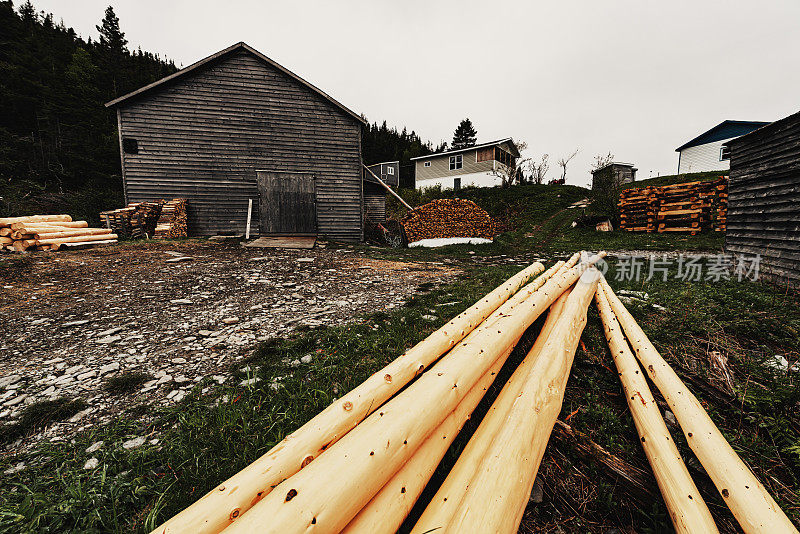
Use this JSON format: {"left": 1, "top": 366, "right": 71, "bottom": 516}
{"left": 492, "top": 140, "right": 528, "bottom": 187}
{"left": 556, "top": 148, "right": 579, "bottom": 182}
{"left": 592, "top": 151, "right": 614, "bottom": 170}
{"left": 526, "top": 154, "right": 549, "bottom": 184}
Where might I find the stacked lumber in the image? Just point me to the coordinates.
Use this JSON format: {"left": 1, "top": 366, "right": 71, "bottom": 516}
{"left": 618, "top": 187, "right": 659, "bottom": 232}
{"left": 619, "top": 177, "right": 729, "bottom": 235}
{"left": 150, "top": 252, "right": 607, "bottom": 534}
{"left": 0, "top": 215, "right": 117, "bottom": 252}
{"left": 154, "top": 198, "right": 188, "bottom": 239}
{"left": 401, "top": 198, "right": 495, "bottom": 243}
{"left": 100, "top": 202, "right": 162, "bottom": 239}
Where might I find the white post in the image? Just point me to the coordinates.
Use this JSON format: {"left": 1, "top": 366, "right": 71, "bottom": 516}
{"left": 245, "top": 198, "right": 253, "bottom": 240}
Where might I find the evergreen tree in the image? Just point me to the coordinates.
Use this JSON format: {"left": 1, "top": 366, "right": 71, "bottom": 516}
{"left": 96, "top": 6, "right": 127, "bottom": 55}
{"left": 451, "top": 118, "right": 477, "bottom": 149}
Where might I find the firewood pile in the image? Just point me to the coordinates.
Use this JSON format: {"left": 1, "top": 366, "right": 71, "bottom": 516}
{"left": 401, "top": 198, "right": 495, "bottom": 243}
{"left": 154, "top": 198, "right": 188, "bottom": 238}
{"left": 100, "top": 202, "right": 162, "bottom": 239}
{"left": 619, "top": 177, "right": 728, "bottom": 234}
{"left": 100, "top": 198, "right": 188, "bottom": 240}
{"left": 0, "top": 215, "right": 117, "bottom": 252}
{"left": 151, "top": 252, "right": 795, "bottom": 534}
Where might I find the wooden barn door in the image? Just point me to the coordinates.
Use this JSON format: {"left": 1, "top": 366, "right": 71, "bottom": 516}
{"left": 257, "top": 171, "right": 317, "bottom": 235}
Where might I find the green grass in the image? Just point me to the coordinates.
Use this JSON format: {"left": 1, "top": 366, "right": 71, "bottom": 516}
{"left": 622, "top": 170, "right": 727, "bottom": 190}
{"left": 0, "top": 398, "right": 88, "bottom": 445}
{"left": 104, "top": 373, "right": 153, "bottom": 395}
{"left": 1, "top": 259, "right": 798, "bottom": 532}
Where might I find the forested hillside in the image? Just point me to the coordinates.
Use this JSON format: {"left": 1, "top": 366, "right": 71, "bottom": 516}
{"left": 362, "top": 121, "right": 444, "bottom": 188}
{"left": 0, "top": 1, "right": 177, "bottom": 221}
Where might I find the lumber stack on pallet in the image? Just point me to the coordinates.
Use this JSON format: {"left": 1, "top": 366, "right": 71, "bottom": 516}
{"left": 154, "top": 198, "right": 188, "bottom": 239}
{"left": 0, "top": 215, "right": 117, "bottom": 252}
{"left": 619, "top": 177, "right": 729, "bottom": 235}
{"left": 618, "top": 187, "right": 659, "bottom": 232}
{"left": 401, "top": 198, "right": 495, "bottom": 243}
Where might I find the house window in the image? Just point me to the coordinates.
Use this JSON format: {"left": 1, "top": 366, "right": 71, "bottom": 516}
{"left": 449, "top": 154, "right": 463, "bottom": 170}
{"left": 122, "top": 138, "right": 139, "bottom": 154}
{"left": 720, "top": 146, "right": 730, "bottom": 161}
{"left": 386, "top": 166, "right": 395, "bottom": 175}
{"left": 424, "top": 161, "right": 431, "bottom": 167}
{"left": 454, "top": 177, "right": 461, "bottom": 191}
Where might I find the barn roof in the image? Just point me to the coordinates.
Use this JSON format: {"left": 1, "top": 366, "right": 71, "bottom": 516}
{"left": 675, "top": 120, "right": 769, "bottom": 152}
{"left": 105, "top": 42, "right": 366, "bottom": 125}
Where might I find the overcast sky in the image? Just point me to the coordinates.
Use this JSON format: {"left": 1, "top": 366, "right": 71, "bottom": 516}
{"left": 29, "top": 0, "right": 800, "bottom": 186}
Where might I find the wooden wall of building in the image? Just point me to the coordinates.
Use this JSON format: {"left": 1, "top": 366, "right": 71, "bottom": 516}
{"left": 363, "top": 182, "right": 387, "bottom": 223}
{"left": 726, "top": 111, "right": 800, "bottom": 287}
{"left": 116, "top": 48, "right": 363, "bottom": 240}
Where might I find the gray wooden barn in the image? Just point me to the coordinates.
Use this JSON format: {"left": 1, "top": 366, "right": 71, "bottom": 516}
{"left": 725, "top": 110, "right": 800, "bottom": 287}
{"left": 106, "top": 42, "right": 366, "bottom": 241}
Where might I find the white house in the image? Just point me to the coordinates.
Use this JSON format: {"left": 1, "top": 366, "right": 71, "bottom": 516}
{"left": 411, "top": 138, "right": 520, "bottom": 190}
{"left": 675, "top": 120, "right": 768, "bottom": 174}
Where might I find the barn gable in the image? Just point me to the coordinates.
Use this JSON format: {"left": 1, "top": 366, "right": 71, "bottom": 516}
{"left": 107, "top": 43, "right": 364, "bottom": 240}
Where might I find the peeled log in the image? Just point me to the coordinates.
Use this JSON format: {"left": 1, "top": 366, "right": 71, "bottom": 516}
{"left": 341, "top": 348, "right": 509, "bottom": 534}
{"left": 34, "top": 228, "right": 114, "bottom": 240}
{"left": 595, "top": 282, "right": 718, "bottom": 533}
{"left": 224, "top": 256, "right": 604, "bottom": 534}
{"left": 36, "top": 233, "right": 116, "bottom": 246}
{"left": 442, "top": 271, "right": 598, "bottom": 533}
{"left": 600, "top": 278, "right": 797, "bottom": 534}
{"left": 153, "top": 262, "right": 548, "bottom": 534}
{"left": 339, "top": 260, "right": 578, "bottom": 534}
{"left": 0, "top": 236, "right": 11, "bottom": 245}
{"left": 10, "top": 221, "right": 88, "bottom": 230}
{"left": 0, "top": 214, "right": 71, "bottom": 227}
{"left": 411, "top": 288, "right": 573, "bottom": 533}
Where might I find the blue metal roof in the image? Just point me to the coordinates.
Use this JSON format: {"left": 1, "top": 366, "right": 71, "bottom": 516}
{"left": 675, "top": 120, "right": 769, "bottom": 152}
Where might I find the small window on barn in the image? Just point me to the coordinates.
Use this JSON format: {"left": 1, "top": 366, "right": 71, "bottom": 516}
{"left": 449, "top": 154, "right": 463, "bottom": 170}
{"left": 387, "top": 166, "right": 395, "bottom": 175}
{"left": 122, "top": 138, "right": 139, "bottom": 154}
{"left": 720, "top": 146, "right": 730, "bottom": 161}
{"left": 424, "top": 161, "right": 431, "bottom": 167}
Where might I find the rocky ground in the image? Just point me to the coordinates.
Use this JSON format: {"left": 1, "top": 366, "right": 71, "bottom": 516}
{"left": 0, "top": 240, "right": 458, "bottom": 450}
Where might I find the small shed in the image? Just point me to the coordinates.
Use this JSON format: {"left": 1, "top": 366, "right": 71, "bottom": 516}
{"left": 591, "top": 162, "right": 637, "bottom": 190}
{"left": 106, "top": 42, "right": 366, "bottom": 241}
{"left": 725, "top": 111, "right": 800, "bottom": 287}
{"left": 363, "top": 161, "right": 399, "bottom": 223}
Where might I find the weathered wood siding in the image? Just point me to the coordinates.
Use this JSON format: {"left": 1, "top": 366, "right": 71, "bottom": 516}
{"left": 726, "top": 111, "right": 800, "bottom": 287}
{"left": 117, "top": 49, "right": 363, "bottom": 240}
{"left": 363, "top": 182, "right": 386, "bottom": 223}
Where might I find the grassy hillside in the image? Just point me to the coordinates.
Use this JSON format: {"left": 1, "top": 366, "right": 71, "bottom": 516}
{"left": 385, "top": 183, "right": 724, "bottom": 256}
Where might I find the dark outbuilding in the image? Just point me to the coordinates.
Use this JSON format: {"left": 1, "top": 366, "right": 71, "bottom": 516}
{"left": 725, "top": 111, "right": 800, "bottom": 287}
{"left": 106, "top": 42, "right": 366, "bottom": 241}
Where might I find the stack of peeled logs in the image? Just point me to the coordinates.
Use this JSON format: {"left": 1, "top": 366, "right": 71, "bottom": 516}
{"left": 151, "top": 252, "right": 798, "bottom": 534}
{"left": 0, "top": 215, "right": 117, "bottom": 252}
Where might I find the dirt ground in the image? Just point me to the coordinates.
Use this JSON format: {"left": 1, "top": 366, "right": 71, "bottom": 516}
{"left": 0, "top": 240, "right": 459, "bottom": 449}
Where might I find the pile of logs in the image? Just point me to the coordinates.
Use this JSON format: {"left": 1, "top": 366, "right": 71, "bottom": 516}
{"left": 147, "top": 251, "right": 797, "bottom": 534}
{"left": 401, "top": 198, "right": 495, "bottom": 243}
{"left": 154, "top": 198, "right": 188, "bottom": 238}
{"left": 619, "top": 177, "right": 728, "bottom": 234}
{"left": 100, "top": 202, "right": 162, "bottom": 239}
{"left": 99, "top": 198, "right": 188, "bottom": 240}
{"left": 0, "top": 215, "right": 117, "bottom": 252}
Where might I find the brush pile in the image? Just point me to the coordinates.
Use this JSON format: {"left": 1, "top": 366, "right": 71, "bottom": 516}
{"left": 401, "top": 198, "right": 495, "bottom": 243}
{"left": 619, "top": 177, "right": 728, "bottom": 234}
{"left": 100, "top": 198, "right": 188, "bottom": 240}
{"left": 0, "top": 215, "right": 117, "bottom": 252}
